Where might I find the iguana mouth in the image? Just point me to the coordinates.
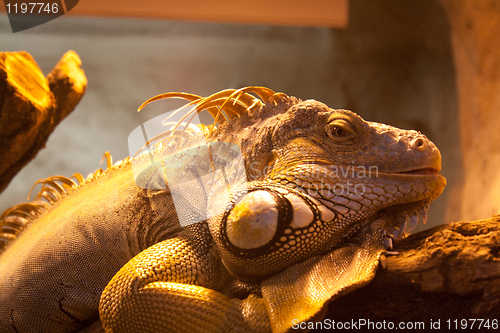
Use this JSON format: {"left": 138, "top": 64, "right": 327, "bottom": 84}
{"left": 398, "top": 167, "right": 440, "bottom": 175}
{"left": 286, "top": 160, "right": 441, "bottom": 176}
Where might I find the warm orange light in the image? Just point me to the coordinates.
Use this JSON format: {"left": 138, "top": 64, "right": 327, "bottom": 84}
{"left": 0, "top": 0, "right": 349, "bottom": 28}
{"left": 5, "top": 53, "right": 50, "bottom": 120}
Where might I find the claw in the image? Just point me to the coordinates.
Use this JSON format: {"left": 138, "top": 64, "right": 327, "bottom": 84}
{"left": 380, "top": 254, "right": 387, "bottom": 269}
{"left": 399, "top": 218, "right": 407, "bottom": 233}
{"left": 391, "top": 227, "right": 400, "bottom": 239}
{"left": 395, "top": 218, "right": 407, "bottom": 238}
{"left": 391, "top": 216, "right": 408, "bottom": 239}
{"left": 419, "top": 208, "right": 428, "bottom": 224}
{"left": 406, "top": 214, "right": 419, "bottom": 232}
{"left": 384, "top": 237, "right": 393, "bottom": 250}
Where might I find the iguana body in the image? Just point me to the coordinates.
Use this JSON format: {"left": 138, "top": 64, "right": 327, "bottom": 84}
{"left": 0, "top": 87, "right": 446, "bottom": 333}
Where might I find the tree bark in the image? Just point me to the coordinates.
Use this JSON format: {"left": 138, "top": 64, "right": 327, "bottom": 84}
{"left": 321, "top": 216, "right": 500, "bottom": 332}
{"left": 0, "top": 50, "right": 87, "bottom": 194}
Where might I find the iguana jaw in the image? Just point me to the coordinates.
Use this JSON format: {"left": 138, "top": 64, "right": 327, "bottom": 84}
{"left": 374, "top": 199, "right": 432, "bottom": 238}
{"left": 318, "top": 163, "right": 445, "bottom": 237}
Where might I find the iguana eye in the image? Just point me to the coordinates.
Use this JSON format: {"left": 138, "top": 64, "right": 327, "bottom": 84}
{"left": 330, "top": 126, "right": 345, "bottom": 137}
{"left": 327, "top": 119, "right": 355, "bottom": 141}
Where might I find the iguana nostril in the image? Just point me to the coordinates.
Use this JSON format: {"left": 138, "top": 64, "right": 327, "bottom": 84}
{"left": 411, "top": 138, "right": 426, "bottom": 151}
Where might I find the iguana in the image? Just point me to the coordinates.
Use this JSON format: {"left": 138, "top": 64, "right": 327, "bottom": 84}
{"left": 0, "top": 87, "right": 446, "bottom": 333}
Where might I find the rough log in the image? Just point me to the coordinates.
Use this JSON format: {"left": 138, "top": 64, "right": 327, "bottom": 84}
{"left": 0, "top": 51, "right": 87, "bottom": 194}
{"left": 321, "top": 216, "right": 500, "bottom": 331}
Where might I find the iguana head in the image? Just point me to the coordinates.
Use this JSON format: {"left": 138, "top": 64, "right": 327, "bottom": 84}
{"left": 204, "top": 95, "right": 445, "bottom": 281}
{"left": 140, "top": 88, "right": 445, "bottom": 277}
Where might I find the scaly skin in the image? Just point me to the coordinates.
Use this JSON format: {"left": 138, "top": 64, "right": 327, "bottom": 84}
{"left": 0, "top": 158, "right": 183, "bottom": 332}
{"left": 0, "top": 87, "right": 445, "bottom": 333}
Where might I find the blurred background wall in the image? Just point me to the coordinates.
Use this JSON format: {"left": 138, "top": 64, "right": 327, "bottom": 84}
{"left": 0, "top": 0, "right": 461, "bottom": 232}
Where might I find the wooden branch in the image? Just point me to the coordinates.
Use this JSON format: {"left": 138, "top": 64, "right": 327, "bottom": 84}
{"left": 323, "top": 216, "right": 500, "bottom": 329}
{"left": 0, "top": 51, "right": 87, "bottom": 194}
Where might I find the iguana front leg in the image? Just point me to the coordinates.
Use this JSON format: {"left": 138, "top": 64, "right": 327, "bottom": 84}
{"left": 99, "top": 222, "right": 270, "bottom": 333}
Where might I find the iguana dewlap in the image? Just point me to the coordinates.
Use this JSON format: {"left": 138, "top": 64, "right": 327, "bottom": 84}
{"left": 0, "top": 87, "right": 446, "bottom": 333}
